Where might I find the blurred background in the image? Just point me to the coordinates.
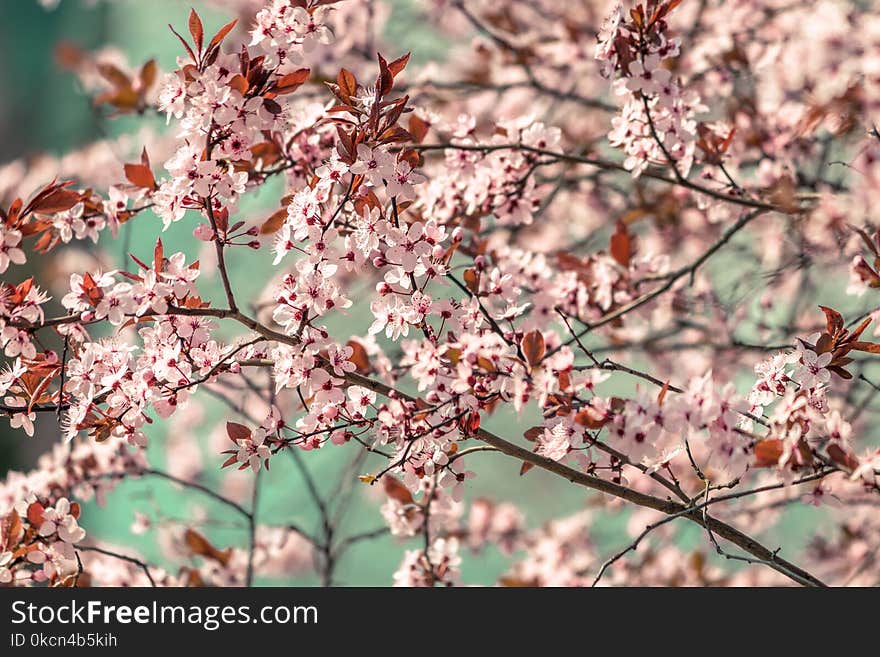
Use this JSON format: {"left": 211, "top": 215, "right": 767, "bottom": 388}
{"left": 0, "top": 0, "right": 837, "bottom": 585}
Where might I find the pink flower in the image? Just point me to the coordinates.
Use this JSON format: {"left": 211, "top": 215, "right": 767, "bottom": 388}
{"left": 535, "top": 420, "right": 577, "bottom": 462}
{"left": 346, "top": 385, "right": 376, "bottom": 416}
{"left": 327, "top": 343, "right": 356, "bottom": 375}
{"left": 236, "top": 432, "right": 272, "bottom": 472}
{"left": 626, "top": 55, "right": 672, "bottom": 95}
{"left": 385, "top": 161, "right": 426, "bottom": 200}
{"left": 349, "top": 144, "right": 395, "bottom": 187}
{"left": 792, "top": 349, "right": 832, "bottom": 390}
{"left": 39, "top": 498, "right": 86, "bottom": 556}
{"left": 0, "top": 229, "right": 26, "bottom": 274}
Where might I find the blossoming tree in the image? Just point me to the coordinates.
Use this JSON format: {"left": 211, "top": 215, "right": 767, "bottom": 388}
{"left": 3, "top": 0, "right": 880, "bottom": 587}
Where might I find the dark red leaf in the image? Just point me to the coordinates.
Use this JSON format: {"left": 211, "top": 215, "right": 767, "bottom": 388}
{"left": 610, "top": 221, "right": 632, "bottom": 268}
{"left": 819, "top": 305, "right": 844, "bottom": 336}
{"left": 273, "top": 68, "right": 310, "bottom": 94}
{"left": 188, "top": 8, "right": 204, "bottom": 53}
{"left": 26, "top": 502, "right": 45, "bottom": 527}
{"left": 754, "top": 439, "right": 784, "bottom": 467}
{"left": 124, "top": 163, "right": 156, "bottom": 190}
{"left": 337, "top": 68, "right": 357, "bottom": 101}
{"left": 382, "top": 476, "right": 413, "bottom": 505}
{"left": 226, "top": 421, "right": 251, "bottom": 442}
{"left": 387, "top": 52, "right": 411, "bottom": 78}
{"left": 521, "top": 330, "right": 546, "bottom": 367}
{"left": 208, "top": 18, "right": 238, "bottom": 53}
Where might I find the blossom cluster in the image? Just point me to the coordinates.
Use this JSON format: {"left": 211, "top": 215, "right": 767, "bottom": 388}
{"left": 596, "top": 2, "right": 705, "bottom": 177}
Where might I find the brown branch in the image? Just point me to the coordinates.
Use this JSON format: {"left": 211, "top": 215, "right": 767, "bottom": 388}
{"left": 590, "top": 468, "right": 832, "bottom": 585}
{"left": 143, "top": 468, "right": 252, "bottom": 519}
{"left": 202, "top": 196, "right": 239, "bottom": 313}
{"left": 338, "top": 372, "right": 826, "bottom": 587}
{"left": 35, "top": 267, "right": 824, "bottom": 588}
{"left": 409, "top": 143, "right": 793, "bottom": 213}
{"left": 76, "top": 545, "right": 157, "bottom": 587}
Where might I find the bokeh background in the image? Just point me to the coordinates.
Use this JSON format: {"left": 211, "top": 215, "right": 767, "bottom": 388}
{"left": 0, "top": 0, "right": 846, "bottom": 585}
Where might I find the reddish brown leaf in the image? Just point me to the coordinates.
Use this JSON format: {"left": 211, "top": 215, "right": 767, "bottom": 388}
{"left": 850, "top": 316, "right": 873, "bottom": 341}
{"left": 263, "top": 98, "right": 283, "bottom": 115}
{"left": 557, "top": 369, "right": 571, "bottom": 391}
{"left": 851, "top": 225, "right": 880, "bottom": 258}
{"left": 610, "top": 221, "right": 632, "bottom": 268}
{"left": 169, "top": 23, "right": 197, "bottom": 63}
{"left": 521, "top": 330, "right": 546, "bottom": 367}
{"left": 346, "top": 339, "right": 371, "bottom": 374}
{"left": 337, "top": 68, "right": 357, "bottom": 101}
{"left": 139, "top": 59, "right": 158, "bottom": 92}
{"left": 259, "top": 208, "right": 287, "bottom": 235}
{"left": 814, "top": 333, "right": 833, "bottom": 354}
{"left": 26, "top": 502, "right": 45, "bottom": 528}
{"left": 226, "top": 421, "right": 251, "bottom": 442}
{"left": 188, "top": 8, "right": 204, "bottom": 52}
{"left": 274, "top": 68, "right": 310, "bottom": 94}
{"left": 754, "top": 439, "right": 784, "bottom": 467}
{"left": 376, "top": 53, "right": 394, "bottom": 97}
{"left": 463, "top": 268, "right": 480, "bottom": 294}
{"left": 829, "top": 364, "right": 853, "bottom": 379}
{"left": 387, "top": 52, "right": 411, "bottom": 78}
{"left": 154, "top": 238, "right": 164, "bottom": 272}
{"left": 208, "top": 18, "right": 238, "bottom": 52}
{"left": 465, "top": 411, "right": 481, "bottom": 435}
{"left": 630, "top": 7, "right": 644, "bottom": 28}
{"left": 228, "top": 74, "right": 249, "bottom": 95}
{"left": 408, "top": 115, "right": 430, "bottom": 143}
{"left": 519, "top": 461, "right": 535, "bottom": 476}
{"left": 30, "top": 187, "right": 80, "bottom": 214}
{"left": 97, "top": 63, "right": 131, "bottom": 90}
{"left": 124, "top": 163, "right": 156, "bottom": 190}
{"left": 827, "top": 443, "right": 859, "bottom": 471}
{"left": 819, "top": 305, "right": 844, "bottom": 336}
{"left": 3, "top": 509, "right": 24, "bottom": 550}
{"left": 848, "top": 341, "right": 880, "bottom": 354}
{"left": 382, "top": 476, "right": 413, "bottom": 505}
{"left": 184, "top": 529, "right": 232, "bottom": 566}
